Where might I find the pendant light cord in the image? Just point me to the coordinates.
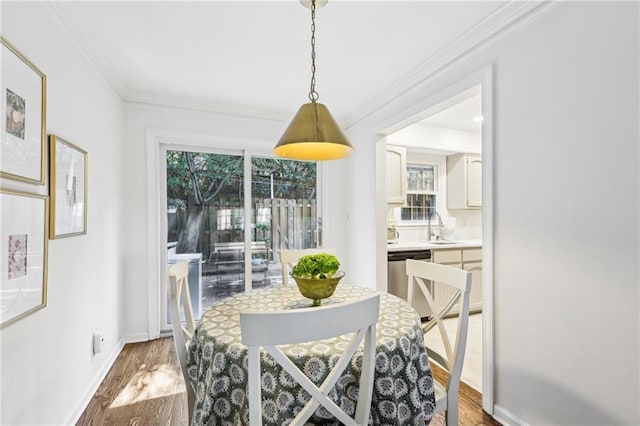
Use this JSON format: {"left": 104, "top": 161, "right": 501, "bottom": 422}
{"left": 308, "top": 0, "right": 319, "bottom": 102}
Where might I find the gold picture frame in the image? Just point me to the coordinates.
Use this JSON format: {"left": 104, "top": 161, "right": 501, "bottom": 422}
{"left": 0, "top": 189, "right": 49, "bottom": 328}
{"left": 0, "top": 37, "right": 47, "bottom": 184}
{"left": 49, "top": 135, "right": 88, "bottom": 239}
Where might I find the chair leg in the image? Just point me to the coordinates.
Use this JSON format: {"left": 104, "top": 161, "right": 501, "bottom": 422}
{"left": 186, "top": 384, "right": 195, "bottom": 425}
{"left": 445, "top": 391, "right": 459, "bottom": 426}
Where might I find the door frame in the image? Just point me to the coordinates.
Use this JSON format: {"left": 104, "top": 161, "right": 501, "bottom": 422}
{"left": 374, "top": 65, "right": 494, "bottom": 413}
{"left": 145, "top": 129, "right": 326, "bottom": 337}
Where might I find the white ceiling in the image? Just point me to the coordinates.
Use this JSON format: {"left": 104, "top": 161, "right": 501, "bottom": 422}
{"left": 49, "top": 1, "right": 514, "bottom": 126}
{"left": 422, "top": 91, "right": 482, "bottom": 133}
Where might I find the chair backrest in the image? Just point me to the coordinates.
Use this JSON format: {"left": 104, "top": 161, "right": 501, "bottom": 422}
{"left": 406, "top": 259, "right": 471, "bottom": 424}
{"left": 279, "top": 248, "right": 337, "bottom": 285}
{"left": 168, "top": 260, "right": 197, "bottom": 423}
{"left": 240, "top": 294, "right": 380, "bottom": 426}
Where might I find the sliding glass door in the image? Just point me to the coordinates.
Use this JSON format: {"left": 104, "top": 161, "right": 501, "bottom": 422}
{"left": 163, "top": 147, "right": 319, "bottom": 325}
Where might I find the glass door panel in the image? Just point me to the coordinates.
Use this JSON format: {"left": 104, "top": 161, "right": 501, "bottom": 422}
{"left": 166, "top": 149, "right": 244, "bottom": 318}
{"left": 251, "top": 157, "right": 318, "bottom": 286}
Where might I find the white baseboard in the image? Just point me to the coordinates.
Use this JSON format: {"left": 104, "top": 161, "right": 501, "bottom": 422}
{"left": 66, "top": 337, "right": 126, "bottom": 424}
{"left": 493, "top": 404, "right": 528, "bottom": 426}
{"left": 123, "top": 332, "right": 150, "bottom": 344}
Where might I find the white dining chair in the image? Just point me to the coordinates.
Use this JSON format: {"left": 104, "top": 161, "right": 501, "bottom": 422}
{"left": 406, "top": 259, "right": 472, "bottom": 426}
{"left": 279, "top": 248, "right": 337, "bottom": 286}
{"left": 240, "top": 294, "right": 380, "bottom": 426}
{"left": 168, "top": 260, "right": 196, "bottom": 424}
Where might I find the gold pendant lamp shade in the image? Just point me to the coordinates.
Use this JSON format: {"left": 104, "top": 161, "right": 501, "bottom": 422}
{"left": 274, "top": 0, "right": 354, "bottom": 161}
{"left": 274, "top": 102, "right": 353, "bottom": 161}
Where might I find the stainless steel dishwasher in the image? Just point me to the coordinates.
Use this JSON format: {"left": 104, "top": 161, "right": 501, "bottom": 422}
{"left": 387, "top": 249, "right": 431, "bottom": 319}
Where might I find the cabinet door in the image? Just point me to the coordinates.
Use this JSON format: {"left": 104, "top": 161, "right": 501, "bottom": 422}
{"left": 429, "top": 262, "right": 463, "bottom": 316}
{"left": 447, "top": 153, "right": 482, "bottom": 209}
{"left": 386, "top": 146, "right": 407, "bottom": 204}
{"left": 431, "top": 249, "right": 462, "bottom": 316}
{"left": 431, "top": 248, "right": 482, "bottom": 316}
{"left": 464, "top": 261, "right": 483, "bottom": 313}
{"left": 466, "top": 156, "right": 482, "bottom": 207}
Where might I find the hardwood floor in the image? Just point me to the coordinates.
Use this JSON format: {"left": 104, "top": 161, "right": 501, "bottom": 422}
{"left": 78, "top": 337, "right": 500, "bottom": 425}
{"left": 77, "top": 338, "right": 188, "bottom": 425}
{"left": 429, "top": 363, "right": 500, "bottom": 426}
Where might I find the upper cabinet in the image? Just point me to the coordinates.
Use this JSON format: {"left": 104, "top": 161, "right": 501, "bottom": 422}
{"left": 386, "top": 146, "right": 407, "bottom": 205}
{"left": 447, "top": 153, "right": 482, "bottom": 209}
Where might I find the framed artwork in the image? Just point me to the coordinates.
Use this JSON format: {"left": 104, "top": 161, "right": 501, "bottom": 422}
{"left": 49, "top": 135, "right": 87, "bottom": 239}
{"left": 0, "top": 189, "right": 49, "bottom": 328}
{"left": 0, "top": 37, "right": 47, "bottom": 184}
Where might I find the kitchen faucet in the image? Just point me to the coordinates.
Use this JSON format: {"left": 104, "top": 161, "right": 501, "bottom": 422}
{"left": 427, "top": 210, "right": 444, "bottom": 241}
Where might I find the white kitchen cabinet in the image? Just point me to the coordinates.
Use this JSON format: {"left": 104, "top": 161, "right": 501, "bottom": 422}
{"left": 386, "top": 145, "right": 407, "bottom": 205}
{"left": 462, "top": 247, "right": 483, "bottom": 313}
{"left": 430, "top": 247, "right": 482, "bottom": 315}
{"left": 447, "top": 153, "right": 482, "bottom": 209}
{"left": 464, "top": 261, "right": 483, "bottom": 312}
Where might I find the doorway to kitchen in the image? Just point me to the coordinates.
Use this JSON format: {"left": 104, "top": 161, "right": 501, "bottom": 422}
{"left": 378, "top": 67, "right": 494, "bottom": 412}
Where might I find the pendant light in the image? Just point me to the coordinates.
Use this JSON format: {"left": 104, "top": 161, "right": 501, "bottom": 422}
{"left": 273, "top": 0, "right": 354, "bottom": 161}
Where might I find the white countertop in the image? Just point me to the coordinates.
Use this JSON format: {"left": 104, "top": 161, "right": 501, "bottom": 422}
{"left": 387, "top": 239, "right": 482, "bottom": 252}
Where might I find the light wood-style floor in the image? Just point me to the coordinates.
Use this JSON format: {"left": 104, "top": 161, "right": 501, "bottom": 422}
{"left": 78, "top": 337, "right": 500, "bottom": 425}
{"left": 77, "top": 338, "right": 188, "bottom": 425}
{"left": 424, "top": 313, "right": 483, "bottom": 392}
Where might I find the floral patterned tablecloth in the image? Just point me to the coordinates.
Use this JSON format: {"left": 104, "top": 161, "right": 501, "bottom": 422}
{"left": 186, "top": 285, "right": 435, "bottom": 425}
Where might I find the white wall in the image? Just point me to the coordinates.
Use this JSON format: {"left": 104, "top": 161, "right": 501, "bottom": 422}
{"left": 0, "top": 3, "right": 125, "bottom": 424}
{"left": 358, "top": 2, "right": 639, "bottom": 424}
{"left": 343, "top": 124, "right": 379, "bottom": 290}
{"left": 487, "top": 4, "right": 638, "bottom": 423}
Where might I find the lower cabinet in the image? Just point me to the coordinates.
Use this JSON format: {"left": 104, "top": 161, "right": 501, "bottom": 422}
{"left": 430, "top": 247, "right": 483, "bottom": 315}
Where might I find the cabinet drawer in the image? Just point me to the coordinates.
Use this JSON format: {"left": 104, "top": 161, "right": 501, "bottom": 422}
{"left": 463, "top": 261, "right": 482, "bottom": 271}
{"left": 432, "top": 249, "right": 462, "bottom": 264}
{"left": 462, "top": 248, "right": 482, "bottom": 262}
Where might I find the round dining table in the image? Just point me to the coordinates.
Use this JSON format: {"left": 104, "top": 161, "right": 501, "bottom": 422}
{"left": 186, "top": 284, "right": 436, "bottom": 425}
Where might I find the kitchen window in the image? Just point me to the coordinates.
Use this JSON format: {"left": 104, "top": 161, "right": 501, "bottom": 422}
{"left": 401, "top": 193, "right": 435, "bottom": 221}
{"left": 401, "top": 163, "right": 437, "bottom": 221}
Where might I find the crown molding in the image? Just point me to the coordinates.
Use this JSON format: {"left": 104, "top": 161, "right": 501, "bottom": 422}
{"left": 125, "top": 90, "right": 291, "bottom": 123}
{"left": 45, "top": 1, "right": 129, "bottom": 101}
{"left": 46, "top": 0, "right": 555, "bottom": 126}
{"left": 342, "top": 0, "right": 555, "bottom": 128}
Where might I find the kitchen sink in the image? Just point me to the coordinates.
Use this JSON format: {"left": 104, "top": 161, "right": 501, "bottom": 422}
{"left": 429, "top": 240, "right": 461, "bottom": 244}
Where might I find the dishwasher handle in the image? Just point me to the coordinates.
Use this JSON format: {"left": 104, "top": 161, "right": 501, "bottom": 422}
{"left": 387, "top": 250, "right": 431, "bottom": 261}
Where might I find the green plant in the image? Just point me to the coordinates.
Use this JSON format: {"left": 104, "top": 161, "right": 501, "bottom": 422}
{"left": 291, "top": 253, "right": 340, "bottom": 279}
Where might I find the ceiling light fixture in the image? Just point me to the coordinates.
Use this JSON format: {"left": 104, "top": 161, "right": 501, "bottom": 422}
{"left": 273, "top": 0, "right": 353, "bottom": 161}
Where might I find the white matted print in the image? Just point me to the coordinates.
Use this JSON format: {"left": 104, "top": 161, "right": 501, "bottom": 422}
{"left": 0, "top": 37, "right": 46, "bottom": 184}
{"left": 49, "top": 135, "right": 87, "bottom": 239}
{"left": 0, "top": 190, "right": 49, "bottom": 328}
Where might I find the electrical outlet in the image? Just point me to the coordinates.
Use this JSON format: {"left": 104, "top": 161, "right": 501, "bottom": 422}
{"left": 93, "top": 332, "right": 104, "bottom": 354}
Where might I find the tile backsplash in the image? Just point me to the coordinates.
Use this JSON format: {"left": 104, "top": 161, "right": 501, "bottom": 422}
{"left": 394, "top": 209, "right": 482, "bottom": 242}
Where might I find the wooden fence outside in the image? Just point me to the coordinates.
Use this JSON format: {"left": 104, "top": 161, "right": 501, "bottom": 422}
{"left": 168, "top": 197, "right": 318, "bottom": 262}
